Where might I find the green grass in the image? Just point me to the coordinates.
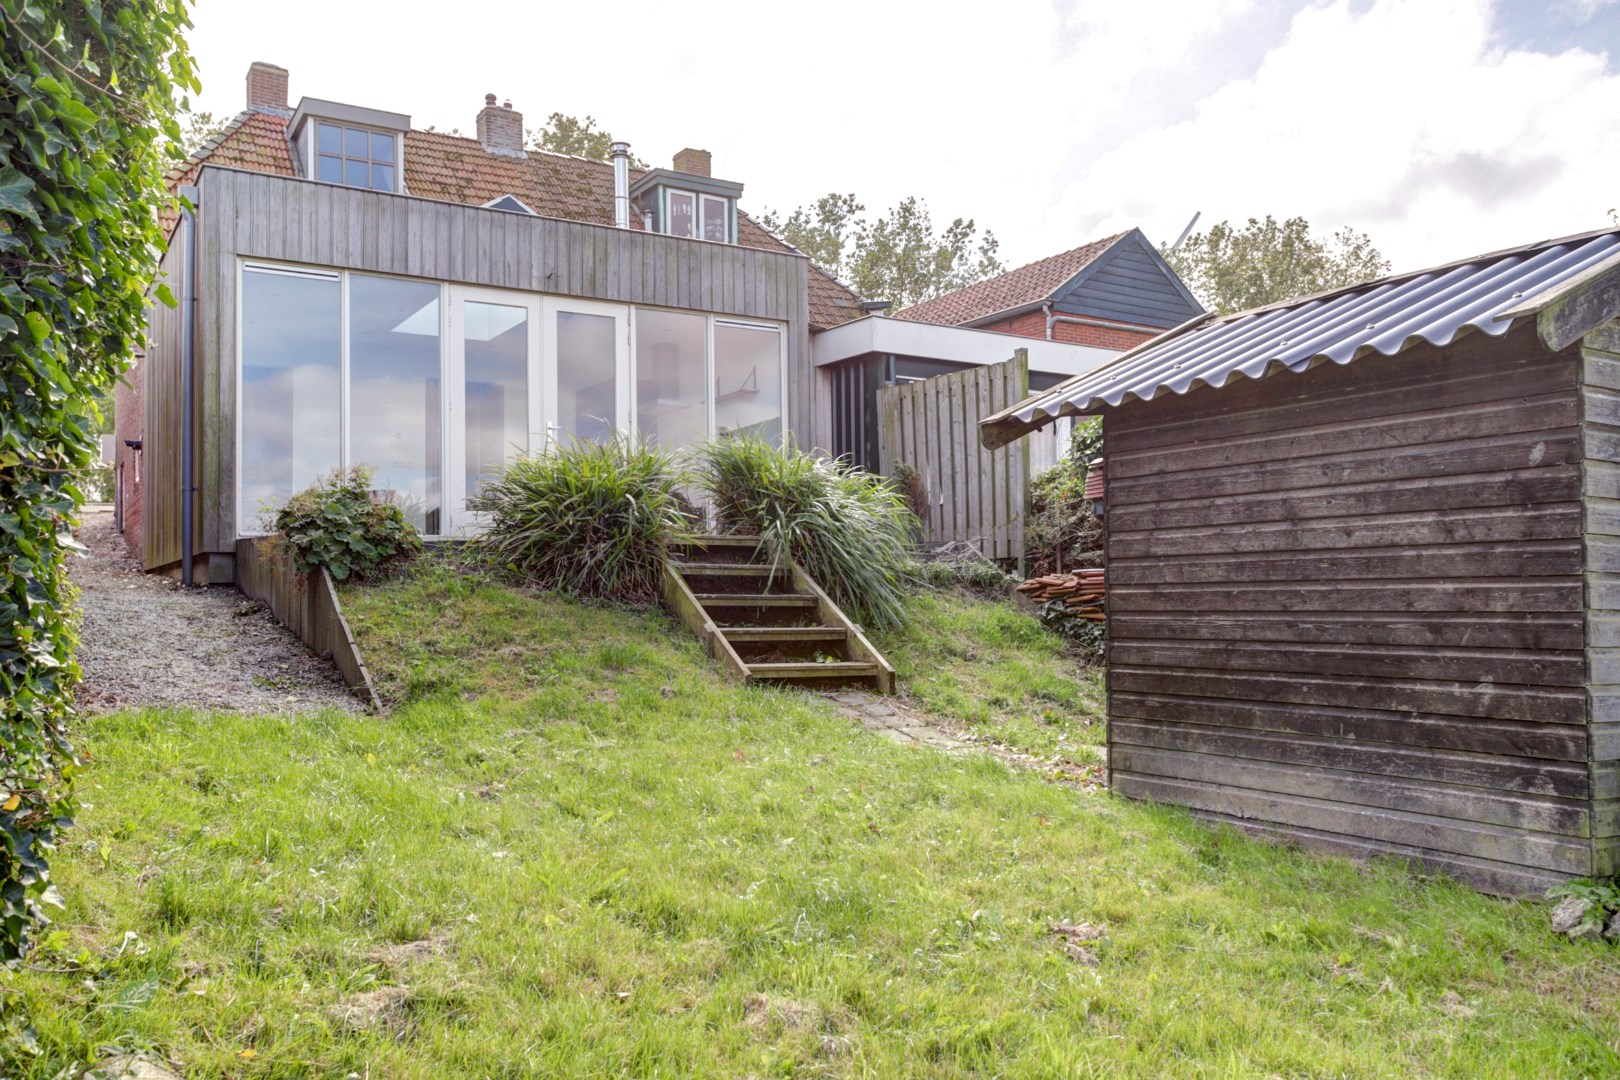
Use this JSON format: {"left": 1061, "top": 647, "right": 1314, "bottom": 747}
{"left": 10, "top": 563, "right": 1620, "bottom": 1077}
{"left": 879, "top": 587, "right": 1106, "bottom": 765}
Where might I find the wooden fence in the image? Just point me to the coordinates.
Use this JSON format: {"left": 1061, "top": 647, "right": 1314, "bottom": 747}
{"left": 878, "top": 351, "right": 1031, "bottom": 567}
{"left": 235, "top": 536, "right": 383, "bottom": 711}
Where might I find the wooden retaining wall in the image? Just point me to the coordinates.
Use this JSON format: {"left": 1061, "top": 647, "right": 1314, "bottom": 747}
{"left": 878, "top": 351, "right": 1030, "bottom": 565}
{"left": 1103, "top": 324, "right": 1595, "bottom": 895}
{"left": 235, "top": 537, "right": 383, "bottom": 711}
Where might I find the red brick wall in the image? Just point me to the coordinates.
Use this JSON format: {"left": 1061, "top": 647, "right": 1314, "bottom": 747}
{"left": 114, "top": 352, "right": 144, "bottom": 564}
{"left": 976, "top": 309, "right": 1159, "bottom": 352}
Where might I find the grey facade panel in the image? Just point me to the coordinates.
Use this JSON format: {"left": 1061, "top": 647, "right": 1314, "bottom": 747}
{"left": 1055, "top": 243, "right": 1202, "bottom": 328}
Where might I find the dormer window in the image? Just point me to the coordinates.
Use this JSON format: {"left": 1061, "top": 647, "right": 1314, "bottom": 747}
{"left": 289, "top": 97, "right": 411, "bottom": 195}
{"left": 316, "top": 123, "right": 396, "bottom": 191}
{"left": 630, "top": 151, "right": 743, "bottom": 245}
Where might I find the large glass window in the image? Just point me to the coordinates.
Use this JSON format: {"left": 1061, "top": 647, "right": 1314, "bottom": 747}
{"left": 464, "top": 302, "right": 529, "bottom": 499}
{"left": 239, "top": 266, "right": 341, "bottom": 529}
{"left": 714, "top": 322, "right": 782, "bottom": 443}
{"left": 666, "top": 191, "right": 695, "bottom": 239}
{"left": 701, "top": 195, "right": 729, "bottom": 243}
{"left": 635, "top": 310, "right": 707, "bottom": 452}
{"left": 316, "top": 122, "right": 397, "bottom": 192}
{"left": 349, "top": 274, "right": 442, "bottom": 533}
{"left": 557, "top": 311, "right": 618, "bottom": 442}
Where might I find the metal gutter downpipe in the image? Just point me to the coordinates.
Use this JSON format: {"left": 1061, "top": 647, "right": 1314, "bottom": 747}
{"left": 178, "top": 184, "right": 198, "bottom": 587}
{"left": 610, "top": 142, "right": 630, "bottom": 229}
{"left": 1044, "top": 304, "right": 1151, "bottom": 338}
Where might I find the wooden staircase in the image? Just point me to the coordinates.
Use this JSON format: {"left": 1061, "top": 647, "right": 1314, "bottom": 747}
{"left": 662, "top": 536, "right": 895, "bottom": 694}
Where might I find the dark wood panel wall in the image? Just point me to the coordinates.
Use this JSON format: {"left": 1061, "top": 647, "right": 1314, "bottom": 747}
{"left": 1582, "top": 320, "right": 1620, "bottom": 876}
{"left": 1103, "top": 324, "right": 1594, "bottom": 895}
{"left": 185, "top": 166, "right": 814, "bottom": 564}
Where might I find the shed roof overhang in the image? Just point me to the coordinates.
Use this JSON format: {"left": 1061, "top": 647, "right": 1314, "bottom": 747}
{"left": 810, "top": 314, "right": 1119, "bottom": 379}
{"left": 980, "top": 228, "right": 1620, "bottom": 449}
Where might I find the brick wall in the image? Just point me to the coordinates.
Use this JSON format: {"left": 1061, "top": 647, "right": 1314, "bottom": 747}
{"left": 976, "top": 309, "right": 1158, "bottom": 352}
{"left": 114, "top": 352, "right": 144, "bottom": 564}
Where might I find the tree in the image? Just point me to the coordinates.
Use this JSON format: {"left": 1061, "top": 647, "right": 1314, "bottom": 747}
{"left": 180, "top": 107, "right": 223, "bottom": 153}
{"left": 0, "top": 0, "right": 195, "bottom": 964}
{"left": 526, "top": 113, "right": 646, "bottom": 167}
{"left": 759, "top": 194, "right": 1004, "bottom": 309}
{"left": 1162, "top": 216, "right": 1390, "bottom": 315}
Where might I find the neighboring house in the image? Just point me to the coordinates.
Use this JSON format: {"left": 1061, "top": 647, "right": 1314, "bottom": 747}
{"left": 983, "top": 227, "right": 1620, "bottom": 895}
{"left": 118, "top": 61, "right": 1137, "bottom": 582}
{"left": 811, "top": 231, "right": 1203, "bottom": 470}
{"left": 894, "top": 230, "right": 1204, "bottom": 350}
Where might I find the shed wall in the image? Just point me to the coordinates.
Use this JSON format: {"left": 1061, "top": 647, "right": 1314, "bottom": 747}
{"left": 179, "top": 166, "right": 813, "bottom": 566}
{"left": 1103, "top": 325, "right": 1592, "bottom": 895}
{"left": 1582, "top": 321, "right": 1620, "bottom": 875}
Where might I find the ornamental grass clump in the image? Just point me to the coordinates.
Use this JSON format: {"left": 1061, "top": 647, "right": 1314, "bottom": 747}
{"left": 469, "top": 439, "right": 695, "bottom": 602}
{"left": 274, "top": 467, "right": 421, "bottom": 581}
{"left": 698, "top": 437, "right": 917, "bottom": 632}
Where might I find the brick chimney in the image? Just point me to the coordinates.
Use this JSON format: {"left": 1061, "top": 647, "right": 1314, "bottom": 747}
{"left": 477, "top": 94, "right": 526, "bottom": 159}
{"left": 673, "top": 148, "right": 711, "bottom": 177}
{"left": 245, "top": 61, "right": 289, "bottom": 114}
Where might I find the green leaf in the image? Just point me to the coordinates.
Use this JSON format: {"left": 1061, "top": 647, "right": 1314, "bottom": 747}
{"left": 24, "top": 311, "right": 50, "bottom": 344}
{"left": 154, "top": 283, "right": 177, "bottom": 308}
{"left": 0, "top": 168, "right": 39, "bottom": 222}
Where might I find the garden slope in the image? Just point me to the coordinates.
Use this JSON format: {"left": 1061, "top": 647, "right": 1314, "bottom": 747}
{"left": 9, "top": 567, "right": 1620, "bottom": 1077}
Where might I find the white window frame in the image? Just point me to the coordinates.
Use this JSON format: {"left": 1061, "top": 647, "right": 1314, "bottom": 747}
{"left": 627, "top": 307, "right": 786, "bottom": 446}
{"left": 446, "top": 285, "right": 542, "bottom": 535}
{"left": 662, "top": 188, "right": 732, "bottom": 244}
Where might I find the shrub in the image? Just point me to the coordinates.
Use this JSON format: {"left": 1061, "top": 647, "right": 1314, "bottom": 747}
{"left": 698, "top": 437, "right": 917, "bottom": 632}
{"left": 0, "top": 2, "right": 195, "bottom": 966}
{"left": 890, "top": 460, "right": 931, "bottom": 523}
{"left": 1034, "top": 601, "right": 1107, "bottom": 664}
{"left": 1027, "top": 417, "right": 1103, "bottom": 576}
{"left": 468, "top": 438, "right": 694, "bottom": 602}
{"left": 274, "top": 468, "right": 421, "bottom": 581}
{"left": 913, "top": 542, "right": 1017, "bottom": 595}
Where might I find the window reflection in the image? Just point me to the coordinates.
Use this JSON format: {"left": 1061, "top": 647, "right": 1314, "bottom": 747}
{"left": 464, "top": 302, "right": 528, "bottom": 500}
{"left": 635, "top": 309, "right": 707, "bottom": 452}
{"left": 349, "top": 274, "right": 442, "bottom": 533}
{"left": 239, "top": 267, "right": 341, "bottom": 529}
{"left": 714, "top": 323, "right": 782, "bottom": 443}
{"left": 557, "top": 311, "right": 617, "bottom": 442}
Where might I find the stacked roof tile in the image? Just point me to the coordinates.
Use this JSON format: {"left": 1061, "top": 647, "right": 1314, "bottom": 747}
{"left": 894, "top": 232, "right": 1128, "bottom": 327}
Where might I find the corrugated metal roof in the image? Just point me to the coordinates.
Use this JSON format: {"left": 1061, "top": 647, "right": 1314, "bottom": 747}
{"left": 982, "top": 228, "right": 1620, "bottom": 445}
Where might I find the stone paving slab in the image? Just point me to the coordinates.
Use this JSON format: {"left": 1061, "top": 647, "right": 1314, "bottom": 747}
{"left": 821, "top": 690, "right": 970, "bottom": 753}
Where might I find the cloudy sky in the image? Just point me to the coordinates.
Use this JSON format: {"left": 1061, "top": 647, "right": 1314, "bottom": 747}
{"left": 186, "top": 0, "right": 1619, "bottom": 276}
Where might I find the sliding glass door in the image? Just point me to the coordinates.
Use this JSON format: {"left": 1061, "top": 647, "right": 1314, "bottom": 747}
{"left": 446, "top": 287, "right": 540, "bottom": 533}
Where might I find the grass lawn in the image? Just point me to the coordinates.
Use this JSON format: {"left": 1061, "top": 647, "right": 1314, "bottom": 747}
{"left": 11, "top": 564, "right": 1620, "bottom": 1077}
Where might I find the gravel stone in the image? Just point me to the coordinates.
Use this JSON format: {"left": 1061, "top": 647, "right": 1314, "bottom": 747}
{"left": 69, "top": 508, "right": 361, "bottom": 714}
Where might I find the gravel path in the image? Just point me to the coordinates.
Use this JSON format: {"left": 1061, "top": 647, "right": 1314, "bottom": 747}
{"left": 69, "top": 508, "right": 361, "bottom": 714}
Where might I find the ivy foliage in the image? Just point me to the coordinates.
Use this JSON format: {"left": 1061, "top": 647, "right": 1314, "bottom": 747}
{"left": 274, "top": 468, "right": 421, "bottom": 582}
{"left": 0, "top": 0, "right": 196, "bottom": 964}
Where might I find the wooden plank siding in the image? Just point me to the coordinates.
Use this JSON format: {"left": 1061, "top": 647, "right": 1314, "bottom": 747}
{"left": 141, "top": 238, "right": 187, "bottom": 573}
{"left": 1103, "top": 324, "right": 1596, "bottom": 895}
{"left": 877, "top": 353, "right": 1029, "bottom": 564}
{"left": 185, "top": 166, "right": 812, "bottom": 567}
{"left": 1583, "top": 320, "right": 1620, "bottom": 874}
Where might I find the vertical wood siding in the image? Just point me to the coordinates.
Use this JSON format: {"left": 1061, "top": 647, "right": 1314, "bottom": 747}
{"left": 1583, "top": 321, "right": 1620, "bottom": 874}
{"left": 141, "top": 238, "right": 187, "bottom": 571}
{"left": 1103, "top": 325, "right": 1591, "bottom": 895}
{"left": 188, "top": 167, "right": 812, "bottom": 556}
{"left": 878, "top": 353, "right": 1029, "bottom": 564}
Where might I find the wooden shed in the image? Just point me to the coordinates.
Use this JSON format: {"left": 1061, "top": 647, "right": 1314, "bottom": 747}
{"left": 982, "top": 229, "right": 1620, "bottom": 895}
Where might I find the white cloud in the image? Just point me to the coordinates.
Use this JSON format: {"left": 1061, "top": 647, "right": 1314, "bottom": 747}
{"left": 1053, "top": 0, "right": 1620, "bottom": 269}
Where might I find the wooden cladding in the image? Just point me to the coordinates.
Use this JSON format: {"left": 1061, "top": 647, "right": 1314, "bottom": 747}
{"left": 877, "top": 352, "right": 1029, "bottom": 564}
{"left": 1103, "top": 325, "right": 1602, "bottom": 895}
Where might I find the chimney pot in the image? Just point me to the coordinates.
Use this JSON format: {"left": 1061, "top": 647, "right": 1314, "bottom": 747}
{"left": 477, "top": 95, "right": 526, "bottom": 159}
{"left": 673, "top": 148, "right": 711, "bottom": 177}
{"left": 245, "top": 61, "right": 289, "bottom": 114}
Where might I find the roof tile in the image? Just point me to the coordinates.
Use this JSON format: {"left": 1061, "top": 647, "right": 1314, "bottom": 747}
{"left": 894, "top": 233, "right": 1129, "bottom": 327}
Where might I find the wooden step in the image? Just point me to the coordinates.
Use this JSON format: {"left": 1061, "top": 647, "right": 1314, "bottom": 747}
{"left": 719, "top": 626, "right": 847, "bottom": 642}
{"left": 671, "top": 535, "right": 762, "bottom": 549}
{"left": 746, "top": 661, "right": 879, "bottom": 679}
{"left": 671, "top": 562, "right": 778, "bottom": 576}
{"left": 693, "top": 593, "right": 816, "bottom": 608}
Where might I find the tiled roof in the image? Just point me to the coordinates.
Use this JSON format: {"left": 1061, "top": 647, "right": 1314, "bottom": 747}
{"left": 166, "top": 111, "right": 864, "bottom": 327}
{"left": 894, "top": 232, "right": 1130, "bottom": 327}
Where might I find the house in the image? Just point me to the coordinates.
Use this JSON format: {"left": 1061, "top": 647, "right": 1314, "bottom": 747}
{"left": 117, "top": 61, "right": 1134, "bottom": 581}
{"left": 981, "top": 226, "right": 1620, "bottom": 896}
{"left": 812, "top": 231, "right": 1204, "bottom": 470}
